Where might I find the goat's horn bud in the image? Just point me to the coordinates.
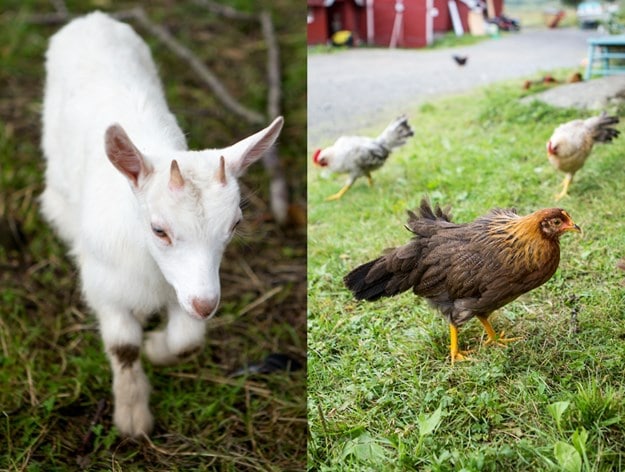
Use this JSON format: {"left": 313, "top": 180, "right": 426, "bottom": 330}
{"left": 169, "top": 160, "right": 184, "bottom": 189}
{"left": 215, "top": 155, "right": 226, "bottom": 185}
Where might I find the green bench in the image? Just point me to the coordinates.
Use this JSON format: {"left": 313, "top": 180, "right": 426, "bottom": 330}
{"left": 585, "top": 34, "right": 625, "bottom": 80}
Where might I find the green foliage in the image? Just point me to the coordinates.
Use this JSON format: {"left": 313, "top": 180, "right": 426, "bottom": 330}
{"left": 548, "top": 401, "right": 571, "bottom": 435}
{"left": 308, "top": 77, "right": 625, "bottom": 470}
{"left": 571, "top": 427, "right": 590, "bottom": 470}
{"left": 605, "top": 5, "right": 625, "bottom": 34}
{"left": 417, "top": 405, "right": 444, "bottom": 438}
{"left": 340, "top": 432, "right": 393, "bottom": 465}
{"left": 554, "top": 441, "right": 581, "bottom": 472}
{"left": 561, "top": 0, "right": 583, "bottom": 7}
{"left": 430, "top": 32, "right": 488, "bottom": 50}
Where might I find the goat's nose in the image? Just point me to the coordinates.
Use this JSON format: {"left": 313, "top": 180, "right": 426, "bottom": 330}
{"left": 192, "top": 297, "right": 218, "bottom": 319}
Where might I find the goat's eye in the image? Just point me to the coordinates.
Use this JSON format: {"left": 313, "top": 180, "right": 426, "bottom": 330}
{"left": 151, "top": 225, "right": 169, "bottom": 241}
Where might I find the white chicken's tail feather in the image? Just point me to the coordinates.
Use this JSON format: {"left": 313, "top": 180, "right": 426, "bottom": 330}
{"left": 587, "top": 111, "right": 620, "bottom": 144}
{"left": 376, "top": 115, "right": 414, "bottom": 149}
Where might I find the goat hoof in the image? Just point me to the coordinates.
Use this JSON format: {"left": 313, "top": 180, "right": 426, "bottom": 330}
{"left": 114, "top": 403, "right": 154, "bottom": 438}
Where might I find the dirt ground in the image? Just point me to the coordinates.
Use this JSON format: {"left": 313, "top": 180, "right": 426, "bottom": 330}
{"left": 308, "top": 26, "right": 597, "bottom": 145}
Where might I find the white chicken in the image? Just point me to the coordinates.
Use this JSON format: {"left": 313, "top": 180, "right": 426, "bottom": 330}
{"left": 312, "top": 115, "right": 414, "bottom": 200}
{"left": 547, "top": 112, "right": 620, "bottom": 200}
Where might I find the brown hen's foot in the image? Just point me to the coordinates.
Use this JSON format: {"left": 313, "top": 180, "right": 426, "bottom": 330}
{"left": 451, "top": 349, "right": 474, "bottom": 365}
{"left": 484, "top": 331, "right": 521, "bottom": 347}
{"left": 477, "top": 316, "right": 520, "bottom": 348}
{"left": 449, "top": 324, "right": 473, "bottom": 365}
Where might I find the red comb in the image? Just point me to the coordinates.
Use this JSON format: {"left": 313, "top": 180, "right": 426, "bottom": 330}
{"left": 312, "top": 148, "right": 322, "bottom": 164}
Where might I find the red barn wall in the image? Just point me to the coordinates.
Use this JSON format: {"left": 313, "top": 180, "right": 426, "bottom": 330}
{"left": 307, "top": 0, "right": 507, "bottom": 47}
{"left": 491, "top": 0, "right": 504, "bottom": 16}
{"left": 373, "top": 0, "right": 427, "bottom": 48}
{"left": 308, "top": 0, "right": 366, "bottom": 45}
{"left": 433, "top": 0, "right": 452, "bottom": 32}
{"left": 307, "top": 6, "right": 328, "bottom": 45}
{"left": 433, "top": 0, "right": 505, "bottom": 35}
{"left": 455, "top": 1, "right": 471, "bottom": 33}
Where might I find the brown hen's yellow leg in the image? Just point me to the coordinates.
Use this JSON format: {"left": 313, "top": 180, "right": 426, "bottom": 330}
{"left": 449, "top": 324, "right": 472, "bottom": 365}
{"left": 325, "top": 183, "right": 352, "bottom": 201}
{"left": 555, "top": 173, "right": 573, "bottom": 201}
{"left": 477, "top": 315, "right": 520, "bottom": 347}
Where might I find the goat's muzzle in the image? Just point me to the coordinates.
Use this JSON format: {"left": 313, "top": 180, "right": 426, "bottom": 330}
{"left": 192, "top": 296, "right": 219, "bottom": 319}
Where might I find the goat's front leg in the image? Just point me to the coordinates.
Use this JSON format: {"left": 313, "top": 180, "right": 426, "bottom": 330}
{"left": 144, "top": 303, "right": 207, "bottom": 366}
{"left": 98, "top": 306, "right": 153, "bottom": 437}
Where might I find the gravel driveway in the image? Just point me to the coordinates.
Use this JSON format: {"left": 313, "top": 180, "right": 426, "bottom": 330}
{"left": 308, "top": 27, "right": 598, "bottom": 145}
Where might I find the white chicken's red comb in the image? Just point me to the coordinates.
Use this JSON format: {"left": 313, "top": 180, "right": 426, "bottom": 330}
{"left": 312, "top": 148, "right": 322, "bottom": 164}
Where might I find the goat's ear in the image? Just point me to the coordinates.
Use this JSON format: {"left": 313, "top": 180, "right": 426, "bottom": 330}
{"left": 105, "top": 124, "right": 152, "bottom": 187}
{"left": 225, "top": 116, "right": 284, "bottom": 177}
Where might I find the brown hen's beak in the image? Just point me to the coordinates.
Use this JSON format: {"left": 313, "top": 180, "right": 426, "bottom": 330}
{"left": 565, "top": 221, "right": 582, "bottom": 235}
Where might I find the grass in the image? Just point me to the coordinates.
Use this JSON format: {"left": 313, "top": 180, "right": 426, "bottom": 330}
{"left": 505, "top": 5, "right": 579, "bottom": 29}
{"left": 307, "top": 80, "right": 625, "bottom": 470}
{"left": 0, "top": 1, "right": 305, "bottom": 470}
{"left": 308, "top": 32, "right": 487, "bottom": 54}
{"left": 430, "top": 32, "right": 489, "bottom": 50}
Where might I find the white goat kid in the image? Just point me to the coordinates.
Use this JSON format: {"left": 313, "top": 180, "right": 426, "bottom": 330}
{"left": 41, "top": 12, "right": 283, "bottom": 437}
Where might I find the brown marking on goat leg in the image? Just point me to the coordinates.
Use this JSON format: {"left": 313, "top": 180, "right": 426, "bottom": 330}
{"left": 176, "top": 345, "right": 202, "bottom": 360}
{"left": 111, "top": 344, "right": 140, "bottom": 369}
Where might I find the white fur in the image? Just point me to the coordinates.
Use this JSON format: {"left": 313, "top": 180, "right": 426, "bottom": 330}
{"left": 41, "top": 12, "right": 283, "bottom": 437}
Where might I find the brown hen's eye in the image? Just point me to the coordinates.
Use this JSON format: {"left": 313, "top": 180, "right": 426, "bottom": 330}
{"left": 553, "top": 218, "right": 562, "bottom": 226}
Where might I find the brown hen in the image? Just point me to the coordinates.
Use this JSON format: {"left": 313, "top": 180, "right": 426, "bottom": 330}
{"left": 547, "top": 112, "right": 620, "bottom": 200}
{"left": 344, "top": 199, "right": 581, "bottom": 364}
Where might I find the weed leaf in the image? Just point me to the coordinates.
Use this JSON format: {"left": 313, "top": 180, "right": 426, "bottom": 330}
{"left": 341, "top": 432, "right": 391, "bottom": 464}
{"left": 554, "top": 441, "right": 582, "bottom": 472}
{"left": 417, "top": 405, "right": 443, "bottom": 438}
{"left": 571, "top": 427, "right": 588, "bottom": 455}
{"left": 548, "top": 401, "right": 570, "bottom": 426}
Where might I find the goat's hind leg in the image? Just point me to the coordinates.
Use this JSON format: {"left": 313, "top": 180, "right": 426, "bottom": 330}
{"left": 98, "top": 306, "right": 154, "bottom": 437}
{"left": 144, "top": 304, "right": 207, "bottom": 366}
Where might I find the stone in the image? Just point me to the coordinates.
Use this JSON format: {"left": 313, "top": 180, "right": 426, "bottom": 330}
{"left": 520, "top": 75, "right": 625, "bottom": 109}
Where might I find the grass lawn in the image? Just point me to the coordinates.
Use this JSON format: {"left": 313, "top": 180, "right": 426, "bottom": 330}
{"left": 505, "top": 6, "right": 578, "bottom": 30}
{"left": 1, "top": 1, "right": 306, "bottom": 470}
{"left": 308, "top": 80, "right": 625, "bottom": 470}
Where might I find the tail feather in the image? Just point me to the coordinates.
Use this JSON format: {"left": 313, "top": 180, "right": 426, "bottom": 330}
{"left": 344, "top": 257, "right": 394, "bottom": 301}
{"left": 405, "top": 198, "right": 453, "bottom": 234}
{"left": 594, "top": 126, "right": 620, "bottom": 143}
{"left": 345, "top": 243, "right": 425, "bottom": 302}
{"left": 589, "top": 112, "right": 620, "bottom": 143}
{"left": 377, "top": 115, "right": 414, "bottom": 149}
{"left": 345, "top": 198, "right": 451, "bottom": 302}
{"left": 417, "top": 198, "right": 452, "bottom": 222}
